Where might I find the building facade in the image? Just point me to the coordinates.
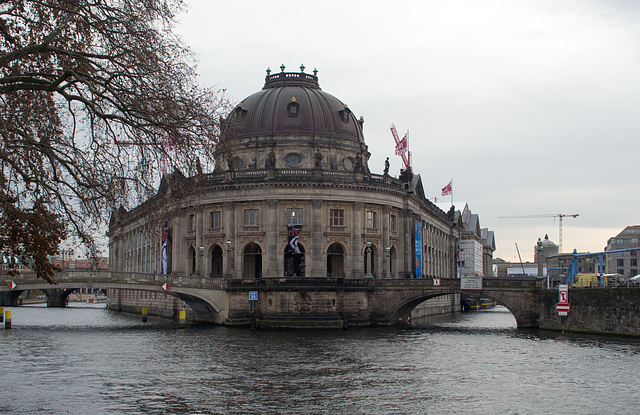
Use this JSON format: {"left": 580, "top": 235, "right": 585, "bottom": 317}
{"left": 605, "top": 225, "right": 640, "bottom": 277}
{"left": 457, "top": 204, "right": 495, "bottom": 277}
{"left": 108, "top": 68, "right": 460, "bottom": 300}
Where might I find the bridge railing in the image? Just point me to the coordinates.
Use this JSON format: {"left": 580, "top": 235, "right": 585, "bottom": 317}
{"left": 0, "top": 271, "right": 225, "bottom": 289}
{"left": 1, "top": 272, "right": 541, "bottom": 290}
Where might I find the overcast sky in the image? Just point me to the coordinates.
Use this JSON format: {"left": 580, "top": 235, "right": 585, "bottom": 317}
{"left": 175, "top": 0, "right": 640, "bottom": 263}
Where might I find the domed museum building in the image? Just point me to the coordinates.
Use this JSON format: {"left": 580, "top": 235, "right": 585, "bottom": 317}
{"left": 107, "top": 66, "right": 461, "bottom": 324}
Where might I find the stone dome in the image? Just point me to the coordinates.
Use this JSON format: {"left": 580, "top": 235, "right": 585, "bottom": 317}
{"left": 225, "top": 68, "right": 365, "bottom": 142}
{"left": 216, "top": 66, "right": 369, "bottom": 173}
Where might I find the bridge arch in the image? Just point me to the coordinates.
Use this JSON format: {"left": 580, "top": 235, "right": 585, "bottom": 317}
{"left": 0, "top": 272, "right": 226, "bottom": 324}
{"left": 388, "top": 289, "right": 538, "bottom": 329}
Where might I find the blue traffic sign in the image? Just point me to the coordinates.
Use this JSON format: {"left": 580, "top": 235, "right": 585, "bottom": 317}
{"left": 249, "top": 291, "right": 258, "bottom": 301}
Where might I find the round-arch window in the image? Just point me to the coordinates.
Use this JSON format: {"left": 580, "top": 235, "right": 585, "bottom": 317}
{"left": 285, "top": 152, "right": 302, "bottom": 167}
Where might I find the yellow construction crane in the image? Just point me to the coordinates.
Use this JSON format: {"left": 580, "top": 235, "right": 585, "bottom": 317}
{"left": 498, "top": 214, "right": 579, "bottom": 253}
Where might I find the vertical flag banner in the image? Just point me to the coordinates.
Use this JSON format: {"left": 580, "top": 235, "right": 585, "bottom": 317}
{"left": 415, "top": 221, "right": 422, "bottom": 278}
{"left": 287, "top": 225, "right": 302, "bottom": 254}
{"left": 161, "top": 221, "right": 169, "bottom": 274}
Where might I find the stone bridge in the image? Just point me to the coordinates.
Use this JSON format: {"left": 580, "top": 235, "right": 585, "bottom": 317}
{"left": 0, "top": 272, "right": 542, "bottom": 328}
{"left": 0, "top": 271, "right": 228, "bottom": 324}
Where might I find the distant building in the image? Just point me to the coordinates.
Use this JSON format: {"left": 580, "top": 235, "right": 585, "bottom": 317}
{"left": 605, "top": 226, "right": 640, "bottom": 277}
{"left": 1, "top": 256, "right": 32, "bottom": 273}
{"left": 52, "top": 258, "right": 109, "bottom": 271}
{"left": 536, "top": 234, "right": 559, "bottom": 263}
{"left": 456, "top": 204, "right": 495, "bottom": 277}
{"left": 546, "top": 253, "right": 596, "bottom": 287}
{"left": 481, "top": 229, "right": 496, "bottom": 277}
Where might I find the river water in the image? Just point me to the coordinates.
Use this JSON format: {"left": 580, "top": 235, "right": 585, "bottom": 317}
{"left": 1, "top": 304, "right": 639, "bottom": 414}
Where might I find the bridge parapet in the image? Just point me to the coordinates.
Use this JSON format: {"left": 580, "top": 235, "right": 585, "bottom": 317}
{"left": 0, "top": 271, "right": 224, "bottom": 290}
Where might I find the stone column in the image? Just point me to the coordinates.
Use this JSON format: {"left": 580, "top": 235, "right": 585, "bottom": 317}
{"left": 195, "top": 208, "right": 204, "bottom": 276}
{"left": 382, "top": 206, "right": 390, "bottom": 278}
{"left": 171, "top": 214, "right": 182, "bottom": 275}
{"left": 351, "top": 202, "right": 363, "bottom": 278}
{"left": 224, "top": 202, "right": 236, "bottom": 277}
{"left": 310, "top": 199, "right": 323, "bottom": 277}
{"left": 266, "top": 200, "right": 279, "bottom": 277}
{"left": 401, "top": 208, "right": 413, "bottom": 278}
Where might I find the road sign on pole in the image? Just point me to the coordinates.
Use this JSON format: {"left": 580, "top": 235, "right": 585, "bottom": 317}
{"left": 557, "top": 284, "right": 569, "bottom": 315}
{"left": 558, "top": 284, "right": 568, "bottom": 304}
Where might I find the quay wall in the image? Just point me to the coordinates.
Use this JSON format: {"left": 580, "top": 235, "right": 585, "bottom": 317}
{"left": 538, "top": 288, "right": 640, "bottom": 336}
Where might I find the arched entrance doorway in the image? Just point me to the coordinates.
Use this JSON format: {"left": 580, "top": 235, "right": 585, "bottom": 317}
{"left": 284, "top": 243, "right": 306, "bottom": 277}
{"left": 327, "top": 243, "right": 344, "bottom": 278}
{"left": 210, "top": 245, "right": 223, "bottom": 278}
{"left": 243, "top": 243, "right": 262, "bottom": 279}
{"left": 187, "top": 246, "right": 196, "bottom": 275}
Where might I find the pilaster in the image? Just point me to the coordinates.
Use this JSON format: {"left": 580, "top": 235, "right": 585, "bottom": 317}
{"left": 224, "top": 202, "right": 236, "bottom": 277}
{"left": 310, "top": 199, "right": 323, "bottom": 277}
{"left": 351, "top": 202, "right": 363, "bottom": 277}
{"left": 266, "top": 199, "right": 279, "bottom": 276}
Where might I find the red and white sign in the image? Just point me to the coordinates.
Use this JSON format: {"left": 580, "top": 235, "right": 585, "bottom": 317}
{"left": 433, "top": 278, "right": 441, "bottom": 286}
{"left": 558, "top": 284, "right": 569, "bottom": 304}
{"left": 556, "top": 303, "right": 570, "bottom": 314}
{"left": 557, "top": 284, "right": 569, "bottom": 315}
{"left": 162, "top": 283, "right": 169, "bottom": 291}
{"left": 8, "top": 281, "right": 16, "bottom": 290}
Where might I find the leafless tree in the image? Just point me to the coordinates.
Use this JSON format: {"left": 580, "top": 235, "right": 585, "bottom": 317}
{"left": 0, "top": 0, "right": 230, "bottom": 282}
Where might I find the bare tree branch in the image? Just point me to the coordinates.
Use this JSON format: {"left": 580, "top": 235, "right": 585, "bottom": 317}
{"left": 1, "top": 0, "right": 231, "bottom": 281}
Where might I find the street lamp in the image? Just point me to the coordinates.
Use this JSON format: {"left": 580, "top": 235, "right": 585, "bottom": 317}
{"left": 385, "top": 246, "right": 391, "bottom": 279}
{"left": 365, "top": 240, "right": 373, "bottom": 278}
{"left": 226, "top": 240, "right": 231, "bottom": 251}
{"left": 199, "top": 246, "right": 204, "bottom": 257}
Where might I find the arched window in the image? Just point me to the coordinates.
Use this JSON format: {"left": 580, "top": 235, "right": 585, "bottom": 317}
{"left": 327, "top": 243, "right": 345, "bottom": 278}
{"left": 243, "top": 243, "right": 262, "bottom": 279}
{"left": 211, "top": 245, "right": 223, "bottom": 278}
{"left": 284, "top": 243, "right": 306, "bottom": 277}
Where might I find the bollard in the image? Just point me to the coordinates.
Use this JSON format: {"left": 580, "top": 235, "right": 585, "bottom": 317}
{"left": 178, "top": 310, "right": 186, "bottom": 329}
{"left": 0, "top": 307, "right": 3, "bottom": 323}
{"left": 142, "top": 307, "right": 148, "bottom": 323}
{"left": 5, "top": 310, "right": 11, "bottom": 329}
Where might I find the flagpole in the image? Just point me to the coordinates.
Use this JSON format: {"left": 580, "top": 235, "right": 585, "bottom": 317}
{"left": 450, "top": 179, "right": 453, "bottom": 207}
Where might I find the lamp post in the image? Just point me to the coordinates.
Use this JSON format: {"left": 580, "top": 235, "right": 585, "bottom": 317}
{"left": 365, "top": 241, "right": 373, "bottom": 278}
{"left": 385, "top": 246, "right": 391, "bottom": 279}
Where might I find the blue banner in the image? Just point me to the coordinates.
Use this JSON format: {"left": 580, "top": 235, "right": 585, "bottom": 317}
{"left": 415, "top": 221, "right": 422, "bottom": 278}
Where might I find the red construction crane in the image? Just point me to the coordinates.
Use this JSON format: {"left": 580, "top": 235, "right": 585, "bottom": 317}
{"left": 498, "top": 213, "right": 579, "bottom": 253}
{"left": 390, "top": 124, "right": 411, "bottom": 172}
